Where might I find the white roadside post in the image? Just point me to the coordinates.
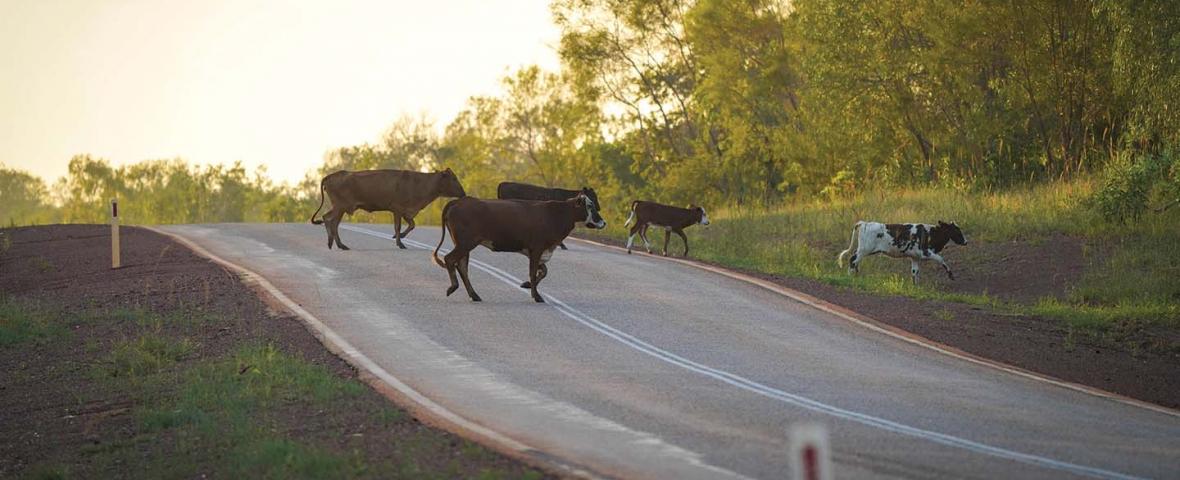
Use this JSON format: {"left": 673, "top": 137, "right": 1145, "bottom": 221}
{"left": 111, "top": 199, "right": 120, "bottom": 269}
{"left": 788, "top": 423, "right": 832, "bottom": 480}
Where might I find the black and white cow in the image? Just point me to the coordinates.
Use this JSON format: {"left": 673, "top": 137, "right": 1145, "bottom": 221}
{"left": 837, "top": 221, "right": 967, "bottom": 284}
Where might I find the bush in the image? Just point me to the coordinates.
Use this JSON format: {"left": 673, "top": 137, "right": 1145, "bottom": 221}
{"left": 1089, "top": 151, "right": 1179, "bottom": 222}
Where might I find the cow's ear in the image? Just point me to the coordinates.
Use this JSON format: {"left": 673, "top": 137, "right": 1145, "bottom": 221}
{"left": 938, "top": 220, "right": 947, "bottom": 226}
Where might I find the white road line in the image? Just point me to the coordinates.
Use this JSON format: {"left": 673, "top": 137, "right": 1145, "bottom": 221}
{"left": 343, "top": 224, "right": 1144, "bottom": 480}
{"left": 147, "top": 226, "right": 592, "bottom": 479}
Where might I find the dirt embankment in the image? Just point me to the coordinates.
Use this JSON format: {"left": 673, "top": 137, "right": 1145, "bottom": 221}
{"left": 575, "top": 232, "right": 1180, "bottom": 410}
{"left": 0, "top": 225, "right": 550, "bottom": 479}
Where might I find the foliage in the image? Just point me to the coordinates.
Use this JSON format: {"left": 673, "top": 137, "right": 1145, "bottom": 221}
{"left": 1089, "top": 151, "right": 1179, "bottom": 221}
{"left": 0, "top": 164, "right": 56, "bottom": 225}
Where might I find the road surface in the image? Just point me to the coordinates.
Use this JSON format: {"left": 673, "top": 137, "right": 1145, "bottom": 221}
{"left": 160, "top": 223, "right": 1180, "bottom": 480}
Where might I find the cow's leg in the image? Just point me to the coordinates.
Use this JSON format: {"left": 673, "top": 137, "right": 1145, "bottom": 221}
{"left": 910, "top": 259, "right": 920, "bottom": 285}
{"left": 442, "top": 250, "right": 461, "bottom": 297}
{"left": 626, "top": 223, "right": 642, "bottom": 254}
{"left": 640, "top": 225, "right": 653, "bottom": 254}
{"left": 393, "top": 215, "right": 406, "bottom": 249}
{"left": 324, "top": 209, "right": 338, "bottom": 249}
{"left": 443, "top": 245, "right": 480, "bottom": 301}
{"left": 931, "top": 253, "right": 954, "bottom": 280}
{"left": 328, "top": 210, "right": 350, "bottom": 250}
{"left": 662, "top": 229, "right": 671, "bottom": 256}
{"left": 519, "top": 249, "right": 533, "bottom": 288}
{"left": 400, "top": 216, "right": 416, "bottom": 238}
{"left": 456, "top": 255, "right": 481, "bottom": 301}
{"left": 850, "top": 246, "right": 868, "bottom": 274}
{"left": 527, "top": 252, "right": 545, "bottom": 303}
{"left": 674, "top": 229, "right": 689, "bottom": 257}
{"left": 520, "top": 264, "right": 547, "bottom": 289}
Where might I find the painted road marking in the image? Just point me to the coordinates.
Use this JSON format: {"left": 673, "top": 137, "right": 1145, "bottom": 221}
{"left": 343, "top": 224, "right": 1144, "bottom": 480}
{"left": 158, "top": 225, "right": 750, "bottom": 480}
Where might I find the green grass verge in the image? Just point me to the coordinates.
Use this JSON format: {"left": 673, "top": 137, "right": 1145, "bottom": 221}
{"left": 0, "top": 296, "right": 70, "bottom": 346}
{"left": 9, "top": 305, "right": 541, "bottom": 479}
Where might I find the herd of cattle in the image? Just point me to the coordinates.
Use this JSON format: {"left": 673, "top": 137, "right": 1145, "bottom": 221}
{"left": 309, "top": 168, "right": 968, "bottom": 302}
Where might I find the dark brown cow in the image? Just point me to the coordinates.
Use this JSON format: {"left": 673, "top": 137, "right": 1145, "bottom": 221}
{"left": 496, "top": 182, "right": 601, "bottom": 250}
{"left": 432, "top": 195, "right": 606, "bottom": 303}
{"left": 624, "top": 200, "right": 710, "bottom": 257}
{"left": 310, "top": 168, "right": 465, "bottom": 250}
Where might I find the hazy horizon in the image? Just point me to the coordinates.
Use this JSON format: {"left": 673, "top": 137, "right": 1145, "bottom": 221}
{"left": 0, "top": 0, "right": 560, "bottom": 185}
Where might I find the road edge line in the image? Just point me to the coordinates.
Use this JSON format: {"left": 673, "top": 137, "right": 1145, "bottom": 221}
{"left": 146, "top": 226, "right": 600, "bottom": 479}
{"left": 568, "top": 235, "right": 1180, "bottom": 419}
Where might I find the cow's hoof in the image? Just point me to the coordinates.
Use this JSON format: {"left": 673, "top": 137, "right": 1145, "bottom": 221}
{"left": 470, "top": 295, "right": 482, "bottom": 302}
{"left": 626, "top": 249, "right": 632, "bottom": 254}
{"left": 519, "top": 281, "right": 531, "bottom": 289}
{"left": 397, "top": 243, "right": 407, "bottom": 250}
{"left": 559, "top": 244, "right": 568, "bottom": 250}
{"left": 533, "top": 295, "right": 545, "bottom": 303}
{"left": 338, "top": 245, "right": 350, "bottom": 251}
{"left": 446, "top": 286, "right": 458, "bottom": 297}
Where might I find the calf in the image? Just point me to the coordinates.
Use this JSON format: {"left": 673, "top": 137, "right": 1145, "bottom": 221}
{"left": 433, "top": 195, "right": 606, "bottom": 303}
{"left": 496, "top": 182, "right": 601, "bottom": 250}
{"left": 837, "top": 221, "right": 967, "bottom": 284}
{"left": 310, "top": 168, "right": 466, "bottom": 250}
{"left": 623, "top": 201, "right": 709, "bottom": 257}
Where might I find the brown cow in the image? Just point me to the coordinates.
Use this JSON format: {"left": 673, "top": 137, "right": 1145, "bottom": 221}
{"left": 310, "top": 168, "right": 465, "bottom": 250}
{"left": 624, "top": 200, "right": 710, "bottom": 257}
{"left": 432, "top": 195, "right": 606, "bottom": 303}
{"left": 496, "top": 181, "right": 602, "bottom": 250}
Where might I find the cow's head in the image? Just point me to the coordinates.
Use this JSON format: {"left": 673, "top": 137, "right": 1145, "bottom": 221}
{"left": 575, "top": 194, "right": 606, "bottom": 229}
{"left": 580, "top": 187, "right": 601, "bottom": 211}
{"left": 690, "top": 205, "right": 710, "bottom": 225}
{"left": 938, "top": 220, "right": 967, "bottom": 245}
{"left": 437, "top": 168, "right": 466, "bottom": 198}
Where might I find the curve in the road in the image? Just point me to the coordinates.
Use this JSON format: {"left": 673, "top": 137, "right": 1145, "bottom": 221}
{"left": 343, "top": 224, "right": 1144, "bottom": 480}
{"left": 150, "top": 226, "right": 605, "bottom": 479}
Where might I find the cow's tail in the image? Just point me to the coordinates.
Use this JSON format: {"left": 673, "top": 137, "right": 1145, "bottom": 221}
{"left": 837, "top": 221, "right": 863, "bottom": 267}
{"left": 433, "top": 199, "right": 457, "bottom": 269}
{"left": 623, "top": 200, "right": 639, "bottom": 227}
{"left": 309, "top": 176, "right": 327, "bottom": 225}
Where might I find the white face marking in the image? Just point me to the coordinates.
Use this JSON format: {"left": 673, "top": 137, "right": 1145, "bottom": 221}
{"left": 699, "top": 207, "right": 710, "bottom": 225}
{"left": 581, "top": 198, "right": 606, "bottom": 228}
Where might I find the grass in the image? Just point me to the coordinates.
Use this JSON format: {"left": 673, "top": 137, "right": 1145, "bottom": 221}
{"left": 588, "top": 179, "right": 1180, "bottom": 330}
{"left": 9, "top": 303, "right": 540, "bottom": 479}
{"left": 0, "top": 296, "right": 69, "bottom": 346}
{"left": 114, "top": 343, "right": 368, "bottom": 478}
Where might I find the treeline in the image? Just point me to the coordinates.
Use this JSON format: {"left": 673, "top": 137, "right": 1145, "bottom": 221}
{"left": 322, "top": 0, "right": 1180, "bottom": 211}
{"left": 1, "top": 157, "right": 316, "bottom": 226}
{"left": 4, "top": 0, "right": 1180, "bottom": 226}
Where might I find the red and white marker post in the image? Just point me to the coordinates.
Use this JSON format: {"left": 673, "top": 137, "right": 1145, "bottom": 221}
{"left": 111, "top": 199, "right": 120, "bottom": 269}
{"left": 789, "top": 423, "right": 832, "bottom": 480}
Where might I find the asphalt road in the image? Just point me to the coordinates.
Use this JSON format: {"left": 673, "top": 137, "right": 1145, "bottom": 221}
{"left": 161, "top": 223, "right": 1180, "bottom": 480}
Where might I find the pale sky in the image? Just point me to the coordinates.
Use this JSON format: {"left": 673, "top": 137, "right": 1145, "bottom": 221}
{"left": 0, "top": 0, "right": 561, "bottom": 185}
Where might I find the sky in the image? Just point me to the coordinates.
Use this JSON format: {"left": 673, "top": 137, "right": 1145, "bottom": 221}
{"left": 0, "top": 0, "right": 561, "bottom": 185}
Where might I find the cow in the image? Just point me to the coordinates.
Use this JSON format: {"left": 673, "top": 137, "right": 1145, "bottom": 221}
{"left": 496, "top": 182, "right": 601, "bottom": 250}
{"left": 837, "top": 221, "right": 967, "bottom": 284}
{"left": 432, "top": 195, "right": 606, "bottom": 303}
{"left": 623, "top": 201, "right": 709, "bottom": 257}
{"left": 310, "top": 168, "right": 466, "bottom": 250}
